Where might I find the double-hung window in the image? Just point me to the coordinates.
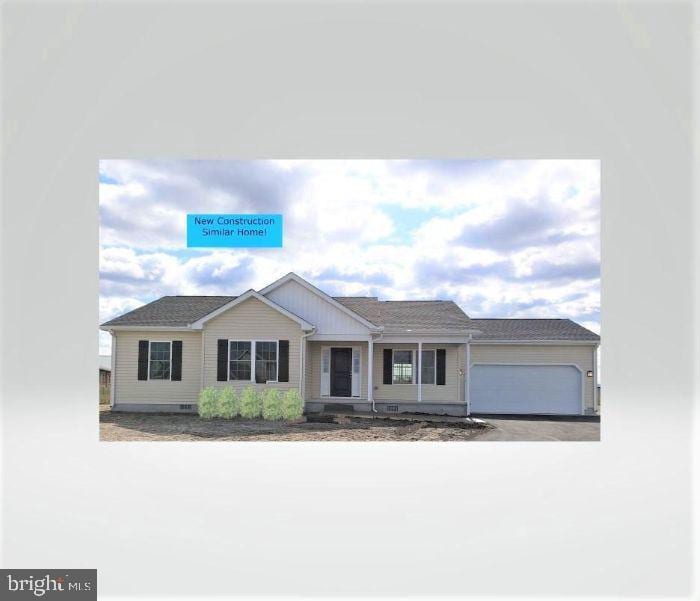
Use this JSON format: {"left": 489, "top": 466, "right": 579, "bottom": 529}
{"left": 226, "top": 340, "right": 279, "bottom": 383}
{"left": 149, "top": 341, "right": 171, "bottom": 380}
{"left": 229, "top": 341, "right": 252, "bottom": 381}
{"left": 255, "top": 341, "right": 278, "bottom": 383}
{"left": 392, "top": 350, "right": 413, "bottom": 384}
{"left": 421, "top": 349, "right": 436, "bottom": 384}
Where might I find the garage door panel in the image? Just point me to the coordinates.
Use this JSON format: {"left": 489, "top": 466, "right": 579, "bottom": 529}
{"left": 470, "top": 364, "right": 582, "bottom": 415}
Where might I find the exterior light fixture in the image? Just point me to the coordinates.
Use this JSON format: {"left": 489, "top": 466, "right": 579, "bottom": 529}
{"left": 587, "top": 370, "right": 593, "bottom": 377}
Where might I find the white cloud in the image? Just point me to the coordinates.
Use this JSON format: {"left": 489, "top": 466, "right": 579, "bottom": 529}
{"left": 99, "top": 160, "right": 600, "bottom": 355}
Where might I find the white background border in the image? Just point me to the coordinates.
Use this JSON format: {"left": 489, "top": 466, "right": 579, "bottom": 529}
{"left": 1, "top": 2, "right": 696, "bottom": 599}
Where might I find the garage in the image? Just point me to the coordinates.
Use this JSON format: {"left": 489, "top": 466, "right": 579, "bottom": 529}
{"left": 470, "top": 364, "right": 583, "bottom": 415}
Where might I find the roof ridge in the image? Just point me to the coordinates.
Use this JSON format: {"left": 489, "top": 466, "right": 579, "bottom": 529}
{"left": 471, "top": 317, "right": 572, "bottom": 321}
{"left": 381, "top": 299, "right": 451, "bottom": 303}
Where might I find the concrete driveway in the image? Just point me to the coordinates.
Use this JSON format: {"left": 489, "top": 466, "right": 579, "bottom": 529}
{"left": 473, "top": 415, "right": 600, "bottom": 441}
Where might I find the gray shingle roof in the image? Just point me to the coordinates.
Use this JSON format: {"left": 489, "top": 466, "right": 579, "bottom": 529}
{"left": 101, "top": 294, "right": 599, "bottom": 342}
{"left": 468, "top": 318, "right": 600, "bottom": 341}
{"left": 334, "top": 297, "right": 472, "bottom": 331}
{"left": 101, "top": 296, "right": 235, "bottom": 327}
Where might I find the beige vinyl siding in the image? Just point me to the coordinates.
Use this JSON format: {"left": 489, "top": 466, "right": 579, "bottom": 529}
{"left": 113, "top": 330, "right": 202, "bottom": 405}
{"left": 373, "top": 343, "right": 464, "bottom": 403}
{"left": 306, "top": 341, "right": 368, "bottom": 400}
{"left": 470, "top": 344, "right": 596, "bottom": 412}
{"left": 202, "top": 297, "right": 302, "bottom": 392}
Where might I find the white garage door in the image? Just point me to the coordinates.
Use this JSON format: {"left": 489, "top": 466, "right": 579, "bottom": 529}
{"left": 470, "top": 364, "right": 582, "bottom": 415}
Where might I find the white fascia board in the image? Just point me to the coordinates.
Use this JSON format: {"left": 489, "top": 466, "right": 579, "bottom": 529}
{"left": 258, "top": 272, "right": 382, "bottom": 332}
{"left": 309, "top": 333, "right": 374, "bottom": 342}
{"left": 379, "top": 335, "right": 476, "bottom": 344}
{"left": 190, "top": 289, "right": 315, "bottom": 331}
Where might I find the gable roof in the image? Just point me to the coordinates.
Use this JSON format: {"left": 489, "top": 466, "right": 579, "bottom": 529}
{"left": 468, "top": 318, "right": 600, "bottom": 342}
{"left": 101, "top": 296, "right": 235, "bottom": 328}
{"left": 189, "top": 289, "right": 314, "bottom": 330}
{"left": 100, "top": 275, "right": 600, "bottom": 342}
{"left": 259, "top": 272, "right": 382, "bottom": 331}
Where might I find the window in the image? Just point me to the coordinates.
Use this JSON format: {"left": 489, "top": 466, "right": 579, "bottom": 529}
{"left": 149, "top": 341, "right": 171, "bottom": 380}
{"left": 229, "top": 341, "right": 252, "bottom": 381}
{"left": 392, "top": 350, "right": 413, "bottom": 384}
{"left": 255, "top": 341, "right": 278, "bottom": 383}
{"left": 421, "top": 349, "right": 436, "bottom": 384}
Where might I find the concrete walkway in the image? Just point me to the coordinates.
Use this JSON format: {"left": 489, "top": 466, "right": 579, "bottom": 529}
{"left": 473, "top": 415, "right": 600, "bottom": 441}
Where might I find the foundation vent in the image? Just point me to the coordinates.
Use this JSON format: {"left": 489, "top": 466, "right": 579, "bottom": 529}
{"left": 385, "top": 404, "right": 399, "bottom": 413}
{"left": 179, "top": 404, "right": 193, "bottom": 410}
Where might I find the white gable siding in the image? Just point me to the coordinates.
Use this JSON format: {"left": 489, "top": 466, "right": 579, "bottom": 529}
{"left": 265, "top": 279, "right": 370, "bottom": 336}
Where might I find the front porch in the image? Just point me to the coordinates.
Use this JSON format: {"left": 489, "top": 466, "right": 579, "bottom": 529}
{"left": 302, "top": 336, "right": 472, "bottom": 416}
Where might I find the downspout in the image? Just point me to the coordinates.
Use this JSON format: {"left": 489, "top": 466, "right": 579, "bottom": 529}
{"left": 110, "top": 330, "right": 116, "bottom": 408}
{"left": 299, "top": 328, "right": 316, "bottom": 406}
{"left": 371, "top": 331, "right": 384, "bottom": 413}
{"left": 465, "top": 333, "right": 472, "bottom": 416}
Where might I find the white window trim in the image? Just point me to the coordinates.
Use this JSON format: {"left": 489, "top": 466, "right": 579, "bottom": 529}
{"left": 392, "top": 348, "right": 415, "bottom": 385}
{"left": 227, "top": 339, "right": 279, "bottom": 384}
{"left": 420, "top": 348, "right": 437, "bottom": 386}
{"left": 322, "top": 345, "right": 361, "bottom": 398}
{"left": 320, "top": 346, "right": 331, "bottom": 397}
{"left": 148, "top": 340, "right": 172, "bottom": 381}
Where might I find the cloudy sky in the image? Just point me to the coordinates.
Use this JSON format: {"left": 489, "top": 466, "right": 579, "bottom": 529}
{"left": 99, "top": 159, "right": 600, "bottom": 355}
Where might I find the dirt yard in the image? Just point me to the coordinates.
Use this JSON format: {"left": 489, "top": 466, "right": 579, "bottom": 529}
{"left": 99, "top": 406, "right": 488, "bottom": 441}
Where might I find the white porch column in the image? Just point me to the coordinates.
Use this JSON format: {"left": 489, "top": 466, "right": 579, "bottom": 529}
{"left": 367, "top": 337, "right": 374, "bottom": 402}
{"left": 417, "top": 341, "right": 422, "bottom": 402}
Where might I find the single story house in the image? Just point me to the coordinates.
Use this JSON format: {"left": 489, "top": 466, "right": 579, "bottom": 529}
{"left": 100, "top": 272, "right": 600, "bottom": 416}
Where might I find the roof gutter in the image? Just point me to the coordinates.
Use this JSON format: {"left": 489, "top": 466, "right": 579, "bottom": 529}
{"left": 99, "top": 325, "right": 194, "bottom": 332}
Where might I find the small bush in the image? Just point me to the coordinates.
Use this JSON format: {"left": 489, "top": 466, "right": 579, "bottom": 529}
{"left": 198, "top": 387, "right": 219, "bottom": 419}
{"left": 240, "top": 386, "right": 262, "bottom": 419}
{"left": 218, "top": 387, "right": 240, "bottom": 419}
{"left": 282, "top": 389, "right": 304, "bottom": 420}
{"left": 262, "top": 388, "right": 284, "bottom": 421}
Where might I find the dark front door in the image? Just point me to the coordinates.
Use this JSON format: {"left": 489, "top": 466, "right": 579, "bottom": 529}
{"left": 330, "top": 348, "right": 352, "bottom": 397}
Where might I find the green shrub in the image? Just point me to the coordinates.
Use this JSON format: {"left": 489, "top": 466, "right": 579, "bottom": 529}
{"left": 239, "top": 386, "right": 262, "bottom": 419}
{"left": 262, "top": 388, "right": 284, "bottom": 421}
{"left": 218, "top": 387, "right": 240, "bottom": 419}
{"left": 282, "top": 389, "right": 304, "bottom": 420}
{"left": 198, "top": 387, "right": 219, "bottom": 419}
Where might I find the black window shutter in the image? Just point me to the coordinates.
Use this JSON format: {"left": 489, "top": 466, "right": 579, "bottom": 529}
{"left": 278, "top": 340, "right": 289, "bottom": 382}
{"left": 383, "top": 349, "right": 393, "bottom": 385}
{"left": 217, "top": 339, "right": 228, "bottom": 381}
{"left": 171, "top": 341, "right": 183, "bottom": 381}
{"left": 436, "top": 349, "right": 446, "bottom": 385}
{"left": 138, "top": 340, "right": 149, "bottom": 380}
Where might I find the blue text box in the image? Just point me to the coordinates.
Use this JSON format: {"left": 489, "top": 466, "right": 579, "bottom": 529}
{"left": 187, "top": 214, "right": 283, "bottom": 248}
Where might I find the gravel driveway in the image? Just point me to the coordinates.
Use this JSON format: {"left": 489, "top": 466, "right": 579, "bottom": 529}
{"left": 472, "top": 414, "right": 600, "bottom": 441}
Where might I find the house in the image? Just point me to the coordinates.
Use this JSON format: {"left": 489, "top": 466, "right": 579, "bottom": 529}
{"left": 100, "top": 272, "right": 600, "bottom": 416}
